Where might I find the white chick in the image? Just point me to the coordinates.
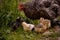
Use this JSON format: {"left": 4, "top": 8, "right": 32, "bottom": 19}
{"left": 22, "top": 22, "right": 35, "bottom": 31}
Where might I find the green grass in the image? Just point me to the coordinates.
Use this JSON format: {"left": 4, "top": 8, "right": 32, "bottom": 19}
{"left": 0, "top": 25, "right": 60, "bottom": 40}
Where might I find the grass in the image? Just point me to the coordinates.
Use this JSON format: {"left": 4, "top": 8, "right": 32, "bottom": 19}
{"left": 0, "top": 25, "right": 60, "bottom": 40}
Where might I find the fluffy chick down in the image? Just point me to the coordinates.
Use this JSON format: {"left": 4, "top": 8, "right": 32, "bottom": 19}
{"left": 34, "top": 18, "right": 51, "bottom": 33}
{"left": 22, "top": 22, "right": 35, "bottom": 31}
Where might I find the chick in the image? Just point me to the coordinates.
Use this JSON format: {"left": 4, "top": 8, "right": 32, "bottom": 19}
{"left": 43, "top": 19, "right": 51, "bottom": 30}
{"left": 34, "top": 25, "right": 45, "bottom": 33}
{"left": 21, "top": 22, "right": 35, "bottom": 31}
{"left": 9, "top": 17, "right": 24, "bottom": 31}
{"left": 40, "top": 18, "right": 51, "bottom": 30}
{"left": 34, "top": 18, "right": 51, "bottom": 33}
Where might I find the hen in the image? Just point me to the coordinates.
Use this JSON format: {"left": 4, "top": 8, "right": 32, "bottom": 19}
{"left": 18, "top": 0, "right": 60, "bottom": 27}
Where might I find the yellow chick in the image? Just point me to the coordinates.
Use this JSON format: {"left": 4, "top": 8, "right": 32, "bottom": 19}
{"left": 42, "top": 19, "right": 51, "bottom": 30}
{"left": 34, "top": 17, "right": 51, "bottom": 33}
{"left": 40, "top": 18, "right": 51, "bottom": 30}
{"left": 34, "top": 26, "right": 45, "bottom": 33}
